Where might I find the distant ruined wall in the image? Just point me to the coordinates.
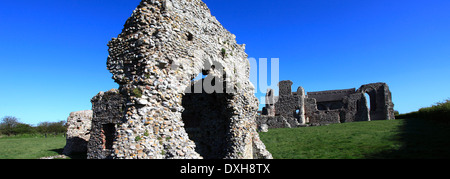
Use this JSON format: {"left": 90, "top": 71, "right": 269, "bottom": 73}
{"left": 307, "top": 88, "right": 356, "bottom": 103}
{"left": 63, "top": 110, "right": 92, "bottom": 155}
{"left": 274, "top": 81, "right": 302, "bottom": 119}
{"left": 258, "top": 81, "right": 394, "bottom": 128}
{"left": 341, "top": 93, "right": 370, "bottom": 123}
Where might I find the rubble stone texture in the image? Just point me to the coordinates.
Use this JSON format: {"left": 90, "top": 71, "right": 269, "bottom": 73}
{"left": 97, "top": 0, "right": 272, "bottom": 159}
{"left": 63, "top": 110, "right": 93, "bottom": 155}
{"left": 87, "top": 89, "right": 126, "bottom": 159}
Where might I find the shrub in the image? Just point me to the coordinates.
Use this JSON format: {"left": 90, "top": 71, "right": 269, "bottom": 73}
{"left": 221, "top": 48, "right": 227, "bottom": 58}
{"left": 0, "top": 116, "right": 20, "bottom": 136}
{"left": 132, "top": 88, "right": 143, "bottom": 98}
{"left": 397, "top": 98, "right": 450, "bottom": 124}
{"left": 36, "top": 121, "right": 67, "bottom": 135}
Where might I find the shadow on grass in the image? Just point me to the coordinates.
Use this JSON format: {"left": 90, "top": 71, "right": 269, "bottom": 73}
{"left": 367, "top": 118, "right": 450, "bottom": 159}
{"left": 49, "top": 148, "right": 87, "bottom": 159}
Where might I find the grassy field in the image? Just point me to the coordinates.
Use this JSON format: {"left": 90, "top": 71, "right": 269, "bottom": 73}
{"left": 0, "top": 135, "right": 66, "bottom": 159}
{"left": 1, "top": 118, "right": 449, "bottom": 159}
{"left": 259, "top": 119, "right": 450, "bottom": 159}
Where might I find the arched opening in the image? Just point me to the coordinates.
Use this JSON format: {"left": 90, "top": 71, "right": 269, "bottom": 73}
{"left": 293, "top": 109, "right": 300, "bottom": 119}
{"left": 181, "top": 74, "right": 232, "bottom": 159}
{"left": 365, "top": 93, "right": 371, "bottom": 112}
{"left": 364, "top": 90, "right": 378, "bottom": 120}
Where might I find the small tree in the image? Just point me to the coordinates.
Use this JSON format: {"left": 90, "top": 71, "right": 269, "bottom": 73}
{"left": 48, "top": 121, "right": 67, "bottom": 135}
{"left": 0, "top": 116, "right": 20, "bottom": 136}
{"left": 37, "top": 121, "right": 67, "bottom": 136}
{"left": 36, "top": 122, "right": 50, "bottom": 136}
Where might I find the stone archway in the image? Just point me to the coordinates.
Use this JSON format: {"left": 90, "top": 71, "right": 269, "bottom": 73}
{"left": 357, "top": 83, "right": 395, "bottom": 121}
{"left": 363, "top": 89, "right": 376, "bottom": 121}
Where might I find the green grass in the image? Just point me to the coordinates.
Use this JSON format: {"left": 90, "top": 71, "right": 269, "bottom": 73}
{"left": 2, "top": 118, "right": 450, "bottom": 159}
{"left": 259, "top": 119, "right": 450, "bottom": 159}
{"left": 0, "top": 135, "right": 66, "bottom": 159}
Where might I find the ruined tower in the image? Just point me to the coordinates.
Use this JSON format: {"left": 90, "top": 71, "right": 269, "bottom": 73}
{"left": 88, "top": 0, "right": 272, "bottom": 159}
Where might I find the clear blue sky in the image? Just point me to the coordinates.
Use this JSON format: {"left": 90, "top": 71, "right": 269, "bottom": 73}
{"left": 1, "top": 0, "right": 449, "bottom": 125}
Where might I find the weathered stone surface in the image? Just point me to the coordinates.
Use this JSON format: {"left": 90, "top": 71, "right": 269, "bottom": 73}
{"left": 258, "top": 124, "right": 268, "bottom": 133}
{"left": 88, "top": 0, "right": 271, "bottom": 159}
{"left": 63, "top": 110, "right": 92, "bottom": 155}
{"left": 308, "top": 88, "right": 356, "bottom": 103}
{"left": 87, "top": 89, "right": 126, "bottom": 159}
{"left": 342, "top": 93, "right": 370, "bottom": 122}
{"left": 308, "top": 110, "right": 341, "bottom": 125}
{"left": 256, "top": 116, "right": 299, "bottom": 129}
{"left": 263, "top": 88, "right": 276, "bottom": 116}
{"left": 274, "top": 80, "right": 306, "bottom": 122}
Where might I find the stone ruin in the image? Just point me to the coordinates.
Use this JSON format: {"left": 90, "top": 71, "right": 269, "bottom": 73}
{"left": 63, "top": 0, "right": 273, "bottom": 159}
{"left": 63, "top": 110, "right": 92, "bottom": 155}
{"left": 87, "top": 89, "right": 126, "bottom": 159}
{"left": 258, "top": 80, "right": 395, "bottom": 129}
{"left": 62, "top": 0, "right": 396, "bottom": 159}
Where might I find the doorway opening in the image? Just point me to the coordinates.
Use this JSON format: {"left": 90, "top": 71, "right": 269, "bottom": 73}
{"left": 181, "top": 75, "right": 232, "bottom": 159}
{"left": 365, "top": 93, "right": 371, "bottom": 112}
{"left": 102, "top": 124, "right": 116, "bottom": 150}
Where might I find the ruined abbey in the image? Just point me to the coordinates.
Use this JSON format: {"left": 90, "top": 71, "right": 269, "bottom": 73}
{"left": 62, "top": 0, "right": 395, "bottom": 159}
{"left": 257, "top": 80, "right": 395, "bottom": 129}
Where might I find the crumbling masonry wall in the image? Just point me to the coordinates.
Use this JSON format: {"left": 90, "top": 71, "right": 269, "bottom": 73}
{"left": 87, "top": 89, "right": 126, "bottom": 159}
{"left": 304, "top": 88, "right": 370, "bottom": 125}
{"left": 63, "top": 110, "right": 92, "bottom": 155}
{"left": 274, "top": 81, "right": 306, "bottom": 124}
{"left": 87, "top": 0, "right": 271, "bottom": 159}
